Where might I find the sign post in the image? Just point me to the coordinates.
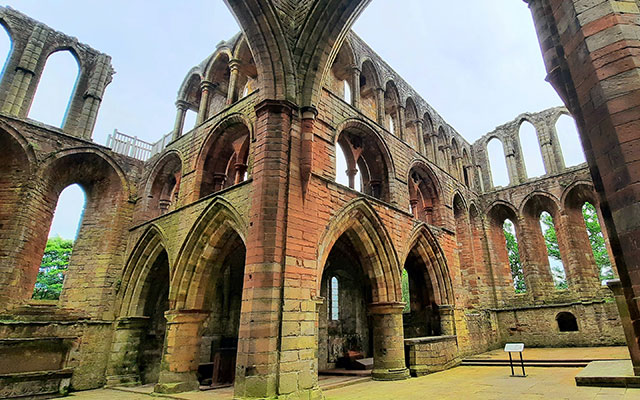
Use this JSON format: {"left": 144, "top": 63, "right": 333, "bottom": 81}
{"left": 504, "top": 343, "right": 525, "bottom": 377}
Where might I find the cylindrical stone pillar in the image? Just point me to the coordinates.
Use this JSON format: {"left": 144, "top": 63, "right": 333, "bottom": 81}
{"left": 375, "top": 87, "right": 385, "bottom": 126}
{"left": 226, "top": 59, "right": 241, "bottom": 105}
{"left": 369, "top": 302, "right": 410, "bottom": 381}
{"left": 172, "top": 101, "right": 189, "bottom": 141}
{"left": 439, "top": 305, "right": 455, "bottom": 336}
{"left": 351, "top": 66, "right": 361, "bottom": 109}
{"left": 197, "top": 81, "right": 214, "bottom": 124}
{"left": 155, "top": 310, "right": 208, "bottom": 394}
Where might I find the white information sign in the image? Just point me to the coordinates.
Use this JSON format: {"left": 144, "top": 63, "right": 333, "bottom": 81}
{"left": 504, "top": 343, "right": 524, "bottom": 352}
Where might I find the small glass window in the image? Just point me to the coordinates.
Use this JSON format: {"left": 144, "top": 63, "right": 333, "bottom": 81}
{"left": 330, "top": 276, "right": 339, "bottom": 320}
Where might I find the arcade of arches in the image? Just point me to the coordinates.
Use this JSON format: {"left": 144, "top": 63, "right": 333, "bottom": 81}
{"left": 0, "top": 1, "right": 639, "bottom": 399}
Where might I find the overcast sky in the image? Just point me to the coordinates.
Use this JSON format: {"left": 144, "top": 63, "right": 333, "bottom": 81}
{"left": 2, "top": 1, "right": 585, "bottom": 239}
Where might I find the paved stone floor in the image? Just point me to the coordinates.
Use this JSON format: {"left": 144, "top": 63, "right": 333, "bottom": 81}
{"left": 65, "top": 348, "right": 637, "bottom": 399}
{"left": 66, "top": 366, "right": 640, "bottom": 399}
{"left": 464, "top": 346, "right": 630, "bottom": 361}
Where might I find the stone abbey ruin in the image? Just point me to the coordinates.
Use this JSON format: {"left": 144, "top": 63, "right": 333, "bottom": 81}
{"left": 1, "top": 1, "right": 640, "bottom": 399}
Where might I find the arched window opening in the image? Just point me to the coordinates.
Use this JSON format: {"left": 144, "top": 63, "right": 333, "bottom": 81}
{"left": 330, "top": 276, "right": 339, "bottom": 320}
{"left": 33, "top": 184, "right": 86, "bottom": 300}
{"left": 556, "top": 114, "right": 586, "bottom": 167}
{"left": 29, "top": 50, "right": 80, "bottom": 128}
{"left": 384, "top": 81, "right": 400, "bottom": 135}
{"left": 0, "top": 23, "right": 11, "bottom": 79}
{"left": 519, "top": 121, "right": 545, "bottom": 178}
{"left": 503, "top": 219, "right": 526, "bottom": 293}
{"left": 336, "top": 128, "right": 390, "bottom": 201}
{"left": 199, "top": 122, "right": 250, "bottom": 198}
{"left": 183, "top": 109, "right": 198, "bottom": 133}
{"left": 423, "top": 114, "right": 434, "bottom": 160}
{"left": 148, "top": 153, "right": 182, "bottom": 218}
{"left": 329, "top": 40, "right": 354, "bottom": 106}
{"left": 539, "top": 211, "right": 568, "bottom": 289}
{"left": 409, "top": 165, "right": 440, "bottom": 225}
{"left": 359, "top": 60, "right": 380, "bottom": 121}
{"left": 388, "top": 114, "right": 395, "bottom": 134}
{"left": 404, "top": 99, "right": 419, "bottom": 149}
{"left": 336, "top": 142, "right": 361, "bottom": 192}
{"left": 556, "top": 312, "right": 578, "bottom": 332}
{"left": 462, "top": 149, "right": 472, "bottom": 188}
{"left": 582, "top": 202, "right": 614, "bottom": 283}
{"left": 232, "top": 39, "right": 258, "bottom": 104}
{"left": 343, "top": 80, "right": 352, "bottom": 104}
{"left": 401, "top": 269, "right": 410, "bottom": 314}
{"left": 487, "top": 138, "right": 509, "bottom": 187}
{"left": 241, "top": 82, "right": 250, "bottom": 98}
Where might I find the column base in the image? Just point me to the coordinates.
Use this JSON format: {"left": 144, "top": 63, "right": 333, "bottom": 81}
{"left": 105, "top": 374, "right": 140, "bottom": 387}
{"left": 268, "top": 387, "right": 323, "bottom": 400}
{"left": 372, "top": 367, "right": 410, "bottom": 381}
{"left": 154, "top": 371, "right": 200, "bottom": 394}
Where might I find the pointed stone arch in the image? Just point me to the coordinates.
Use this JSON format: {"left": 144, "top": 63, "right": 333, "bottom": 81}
{"left": 118, "top": 225, "right": 171, "bottom": 317}
{"left": 170, "top": 197, "right": 247, "bottom": 310}
{"left": 403, "top": 224, "right": 454, "bottom": 308}
{"left": 317, "top": 198, "right": 401, "bottom": 304}
{"left": 194, "top": 113, "right": 252, "bottom": 199}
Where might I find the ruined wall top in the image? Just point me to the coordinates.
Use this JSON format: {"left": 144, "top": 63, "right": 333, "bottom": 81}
{"left": 0, "top": 6, "right": 114, "bottom": 140}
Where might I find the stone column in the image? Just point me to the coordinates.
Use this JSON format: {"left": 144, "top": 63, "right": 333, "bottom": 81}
{"left": 346, "top": 168, "right": 358, "bottom": 189}
{"left": 556, "top": 208, "right": 601, "bottom": 297}
{"left": 396, "top": 105, "right": 405, "bottom": 140}
{"left": 197, "top": 81, "right": 215, "bottom": 124}
{"left": 155, "top": 310, "right": 208, "bottom": 394}
{"left": 438, "top": 305, "right": 455, "bottom": 336}
{"left": 233, "top": 100, "right": 295, "bottom": 400}
{"left": 517, "top": 215, "right": 555, "bottom": 301}
{"left": 226, "top": 59, "right": 241, "bottom": 105}
{"left": 431, "top": 134, "right": 439, "bottom": 165}
{"left": 369, "top": 302, "right": 410, "bottom": 381}
{"left": 375, "top": 87, "right": 385, "bottom": 126}
{"left": 234, "top": 163, "right": 248, "bottom": 184}
{"left": 1, "top": 25, "right": 48, "bottom": 117}
{"left": 63, "top": 53, "right": 114, "bottom": 140}
{"left": 106, "top": 316, "right": 150, "bottom": 386}
{"left": 607, "top": 279, "right": 640, "bottom": 375}
{"left": 526, "top": 0, "right": 640, "bottom": 373}
{"left": 504, "top": 139, "right": 520, "bottom": 185}
{"left": 350, "top": 66, "right": 361, "bottom": 109}
{"left": 172, "top": 101, "right": 189, "bottom": 141}
{"left": 538, "top": 125, "right": 558, "bottom": 175}
{"left": 415, "top": 120, "right": 425, "bottom": 155}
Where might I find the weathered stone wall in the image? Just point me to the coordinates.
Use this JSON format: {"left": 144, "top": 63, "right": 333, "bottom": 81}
{"left": 494, "top": 301, "right": 625, "bottom": 347}
{"left": 0, "top": 3, "right": 632, "bottom": 399}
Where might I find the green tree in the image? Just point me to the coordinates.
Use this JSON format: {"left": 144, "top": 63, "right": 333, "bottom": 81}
{"left": 503, "top": 220, "right": 526, "bottom": 293}
{"left": 582, "top": 202, "right": 614, "bottom": 282}
{"left": 32, "top": 236, "right": 73, "bottom": 300}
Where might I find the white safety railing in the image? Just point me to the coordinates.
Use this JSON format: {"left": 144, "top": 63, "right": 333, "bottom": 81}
{"left": 150, "top": 131, "right": 174, "bottom": 157}
{"left": 106, "top": 129, "right": 153, "bottom": 161}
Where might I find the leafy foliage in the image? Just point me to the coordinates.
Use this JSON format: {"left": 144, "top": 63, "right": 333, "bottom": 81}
{"left": 32, "top": 236, "right": 73, "bottom": 300}
{"left": 582, "top": 202, "right": 614, "bottom": 282}
{"left": 503, "top": 220, "right": 526, "bottom": 293}
{"left": 539, "top": 212, "right": 568, "bottom": 289}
